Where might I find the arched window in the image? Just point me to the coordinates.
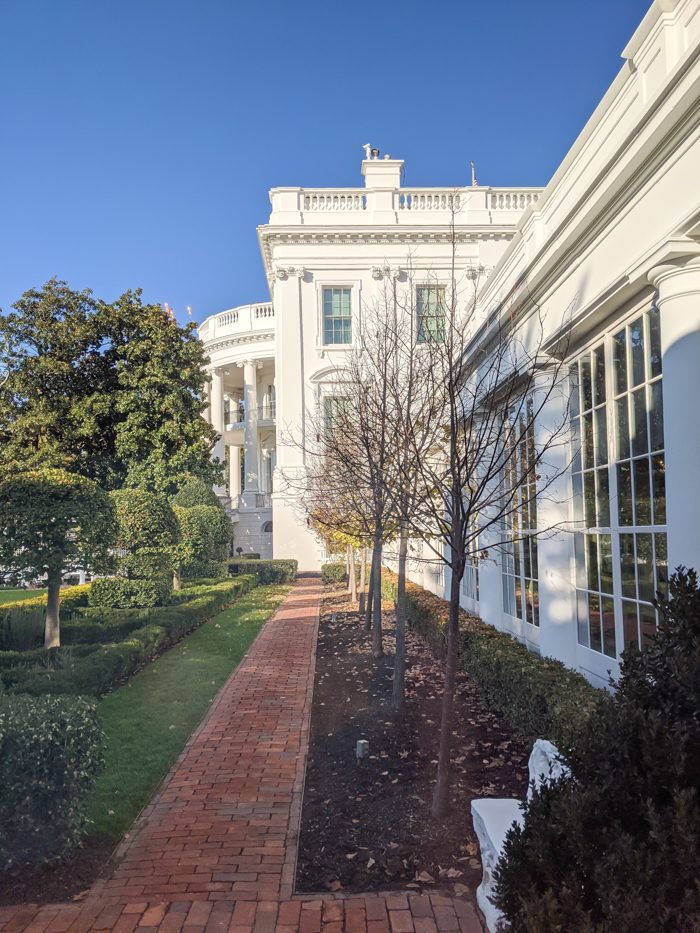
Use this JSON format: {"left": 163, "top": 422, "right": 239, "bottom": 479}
{"left": 262, "top": 521, "right": 273, "bottom": 533}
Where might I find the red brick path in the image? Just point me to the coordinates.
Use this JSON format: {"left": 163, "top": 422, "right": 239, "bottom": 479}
{"left": 0, "top": 575, "right": 485, "bottom": 933}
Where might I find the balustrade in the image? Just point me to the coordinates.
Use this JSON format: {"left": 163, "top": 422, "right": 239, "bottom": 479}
{"left": 254, "top": 304, "right": 274, "bottom": 319}
{"left": 398, "top": 191, "right": 462, "bottom": 211}
{"left": 217, "top": 310, "right": 239, "bottom": 327}
{"left": 490, "top": 190, "right": 539, "bottom": 210}
{"left": 303, "top": 192, "right": 366, "bottom": 211}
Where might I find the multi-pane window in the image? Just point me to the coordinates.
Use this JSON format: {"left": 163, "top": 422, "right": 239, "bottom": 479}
{"left": 613, "top": 309, "right": 667, "bottom": 649}
{"left": 323, "top": 288, "right": 352, "bottom": 345}
{"left": 324, "top": 396, "right": 351, "bottom": 434}
{"left": 501, "top": 398, "right": 539, "bottom": 626}
{"left": 417, "top": 286, "right": 445, "bottom": 343}
{"left": 570, "top": 307, "right": 667, "bottom": 657}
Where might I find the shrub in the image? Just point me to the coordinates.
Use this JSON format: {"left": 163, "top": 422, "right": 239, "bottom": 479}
{"left": 0, "top": 585, "right": 93, "bottom": 650}
{"left": 170, "top": 477, "right": 223, "bottom": 510}
{"left": 0, "top": 695, "right": 104, "bottom": 868}
{"left": 381, "top": 569, "right": 602, "bottom": 750}
{"left": 120, "top": 549, "right": 171, "bottom": 580}
{"left": 494, "top": 569, "right": 700, "bottom": 932}
{"left": 322, "top": 563, "right": 346, "bottom": 584}
{"left": 234, "top": 553, "right": 260, "bottom": 560}
{"left": 1, "top": 576, "right": 258, "bottom": 698}
{"left": 182, "top": 559, "right": 230, "bottom": 580}
{"left": 88, "top": 575, "right": 171, "bottom": 609}
{"left": 110, "top": 488, "right": 179, "bottom": 552}
{"left": 187, "top": 505, "right": 232, "bottom": 561}
{"left": 228, "top": 559, "right": 297, "bottom": 584}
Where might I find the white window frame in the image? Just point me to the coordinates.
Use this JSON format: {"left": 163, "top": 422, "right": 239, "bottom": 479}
{"left": 315, "top": 280, "right": 362, "bottom": 351}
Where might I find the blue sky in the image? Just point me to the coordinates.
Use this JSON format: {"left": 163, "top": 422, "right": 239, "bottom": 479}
{"left": 0, "top": 0, "right": 650, "bottom": 327}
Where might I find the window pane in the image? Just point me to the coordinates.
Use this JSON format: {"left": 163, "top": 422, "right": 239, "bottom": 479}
{"left": 652, "top": 454, "right": 666, "bottom": 525}
{"left": 525, "top": 580, "right": 533, "bottom": 626}
{"left": 531, "top": 535, "right": 538, "bottom": 577}
{"left": 632, "top": 388, "right": 649, "bottom": 456}
{"left": 600, "top": 533, "right": 613, "bottom": 594}
{"left": 649, "top": 381, "right": 664, "bottom": 451}
{"left": 636, "top": 533, "right": 654, "bottom": 603}
{"left": 573, "top": 472, "right": 584, "bottom": 522}
{"left": 587, "top": 534, "right": 599, "bottom": 591}
{"left": 583, "top": 413, "right": 594, "bottom": 469}
{"left": 532, "top": 581, "right": 539, "bottom": 627}
{"left": 655, "top": 533, "right": 668, "bottom": 600}
{"left": 613, "top": 330, "right": 627, "bottom": 395}
{"left": 623, "top": 600, "right": 639, "bottom": 651}
{"left": 515, "top": 573, "right": 522, "bottom": 619}
{"left": 577, "top": 590, "right": 590, "bottom": 646}
{"left": 630, "top": 317, "right": 645, "bottom": 387}
{"left": 593, "top": 345, "right": 606, "bottom": 405}
{"left": 616, "top": 397, "right": 630, "bottom": 461}
{"left": 571, "top": 418, "right": 581, "bottom": 472}
{"left": 589, "top": 594, "right": 602, "bottom": 652}
{"left": 584, "top": 471, "right": 596, "bottom": 527}
{"left": 570, "top": 365, "right": 580, "bottom": 417}
{"left": 617, "top": 462, "right": 633, "bottom": 526}
{"left": 633, "top": 457, "right": 651, "bottom": 526}
{"left": 620, "top": 534, "right": 636, "bottom": 598}
{"left": 648, "top": 307, "right": 662, "bottom": 378}
{"left": 581, "top": 357, "right": 592, "bottom": 412}
{"left": 640, "top": 603, "right": 657, "bottom": 649}
{"left": 602, "top": 596, "right": 616, "bottom": 658}
{"left": 595, "top": 406, "right": 608, "bottom": 466}
{"left": 597, "top": 468, "right": 611, "bottom": 527}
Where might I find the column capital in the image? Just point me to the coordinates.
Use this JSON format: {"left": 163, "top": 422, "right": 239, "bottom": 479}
{"left": 648, "top": 254, "right": 700, "bottom": 291}
{"left": 237, "top": 360, "right": 264, "bottom": 370}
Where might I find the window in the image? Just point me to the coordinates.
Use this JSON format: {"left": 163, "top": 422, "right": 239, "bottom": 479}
{"left": 323, "top": 288, "right": 352, "bottom": 344}
{"left": 570, "top": 307, "right": 667, "bottom": 657}
{"left": 417, "top": 286, "right": 445, "bottom": 342}
{"left": 262, "top": 521, "right": 273, "bottom": 533}
{"left": 324, "top": 396, "right": 351, "bottom": 435}
{"left": 501, "top": 398, "right": 539, "bottom": 626}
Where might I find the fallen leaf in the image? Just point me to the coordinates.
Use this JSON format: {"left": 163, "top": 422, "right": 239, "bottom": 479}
{"left": 330, "top": 880, "right": 342, "bottom": 891}
{"left": 416, "top": 871, "right": 435, "bottom": 883}
{"left": 446, "top": 868, "right": 463, "bottom": 878}
{"left": 367, "top": 857, "right": 375, "bottom": 868}
{"left": 453, "top": 883, "right": 469, "bottom": 896}
{"left": 346, "top": 852, "right": 357, "bottom": 860}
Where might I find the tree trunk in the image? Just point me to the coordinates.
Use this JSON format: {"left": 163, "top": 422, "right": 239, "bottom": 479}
{"left": 349, "top": 546, "right": 357, "bottom": 603}
{"left": 173, "top": 568, "right": 181, "bottom": 591}
{"left": 393, "top": 521, "right": 408, "bottom": 710}
{"left": 431, "top": 564, "right": 462, "bottom": 819}
{"left": 359, "top": 546, "right": 367, "bottom": 615}
{"left": 371, "top": 531, "right": 383, "bottom": 659}
{"left": 364, "top": 553, "right": 375, "bottom": 632}
{"left": 44, "top": 572, "right": 61, "bottom": 649}
{"left": 346, "top": 545, "right": 351, "bottom": 592}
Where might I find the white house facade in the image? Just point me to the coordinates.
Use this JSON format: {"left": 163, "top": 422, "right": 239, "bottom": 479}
{"left": 199, "top": 0, "right": 700, "bottom": 688}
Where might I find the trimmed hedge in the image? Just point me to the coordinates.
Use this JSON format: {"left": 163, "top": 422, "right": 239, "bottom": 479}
{"left": 0, "top": 584, "right": 92, "bottom": 625}
{"left": 88, "top": 574, "right": 171, "bottom": 609}
{"left": 228, "top": 559, "right": 297, "bottom": 584}
{"left": 0, "top": 695, "right": 104, "bottom": 868}
{"left": 381, "top": 569, "right": 602, "bottom": 750}
{"left": 182, "top": 559, "right": 230, "bottom": 580}
{"left": 321, "top": 562, "right": 346, "bottom": 584}
{"left": 0, "top": 576, "right": 258, "bottom": 699}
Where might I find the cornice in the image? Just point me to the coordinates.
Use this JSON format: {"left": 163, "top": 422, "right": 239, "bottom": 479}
{"left": 202, "top": 331, "right": 275, "bottom": 353}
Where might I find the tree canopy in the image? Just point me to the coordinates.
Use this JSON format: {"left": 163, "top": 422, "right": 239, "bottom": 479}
{"left": 0, "top": 279, "right": 222, "bottom": 493}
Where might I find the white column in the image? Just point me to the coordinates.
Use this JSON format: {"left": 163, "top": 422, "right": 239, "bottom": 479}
{"left": 239, "top": 359, "right": 261, "bottom": 506}
{"left": 649, "top": 256, "right": 700, "bottom": 577}
{"left": 229, "top": 446, "right": 242, "bottom": 500}
{"left": 210, "top": 368, "right": 227, "bottom": 497}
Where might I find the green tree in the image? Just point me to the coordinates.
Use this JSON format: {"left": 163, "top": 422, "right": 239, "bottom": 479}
{"left": 0, "top": 279, "right": 222, "bottom": 491}
{"left": 170, "top": 476, "right": 223, "bottom": 510}
{"left": 0, "top": 469, "right": 117, "bottom": 647}
{"left": 171, "top": 505, "right": 212, "bottom": 591}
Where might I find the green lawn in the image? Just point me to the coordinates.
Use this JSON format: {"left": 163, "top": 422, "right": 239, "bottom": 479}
{"left": 0, "top": 589, "right": 46, "bottom": 606}
{"left": 85, "top": 583, "right": 291, "bottom": 839}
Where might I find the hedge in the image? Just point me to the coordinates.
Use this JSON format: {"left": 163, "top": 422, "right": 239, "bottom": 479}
{"left": 228, "top": 559, "right": 297, "bottom": 584}
{"left": 0, "top": 584, "right": 92, "bottom": 625}
{"left": 0, "top": 576, "right": 258, "bottom": 699}
{"left": 88, "top": 574, "right": 171, "bottom": 609}
{"left": 182, "top": 559, "right": 230, "bottom": 580}
{"left": 381, "top": 569, "right": 603, "bottom": 750}
{"left": 0, "top": 695, "right": 104, "bottom": 868}
{"left": 321, "top": 562, "right": 346, "bottom": 584}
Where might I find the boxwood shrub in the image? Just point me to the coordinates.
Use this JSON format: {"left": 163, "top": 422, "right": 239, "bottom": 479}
{"left": 88, "top": 574, "right": 171, "bottom": 609}
{"left": 0, "top": 695, "right": 104, "bottom": 868}
{"left": 381, "top": 569, "right": 602, "bottom": 750}
{"left": 321, "top": 562, "right": 346, "bottom": 585}
{"left": 1, "top": 576, "right": 258, "bottom": 699}
{"left": 0, "top": 584, "right": 92, "bottom": 625}
{"left": 228, "top": 559, "right": 297, "bottom": 584}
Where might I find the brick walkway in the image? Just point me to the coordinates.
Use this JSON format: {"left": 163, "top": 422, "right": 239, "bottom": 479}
{"left": 0, "top": 574, "right": 485, "bottom": 933}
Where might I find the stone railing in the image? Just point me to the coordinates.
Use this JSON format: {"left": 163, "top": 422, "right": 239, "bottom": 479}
{"left": 200, "top": 303, "right": 276, "bottom": 346}
{"left": 233, "top": 492, "right": 272, "bottom": 509}
{"left": 489, "top": 189, "right": 540, "bottom": 210}
{"left": 254, "top": 304, "right": 274, "bottom": 319}
{"left": 218, "top": 310, "right": 239, "bottom": 327}
{"left": 303, "top": 191, "right": 367, "bottom": 211}
{"left": 398, "top": 190, "right": 462, "bottom": 211}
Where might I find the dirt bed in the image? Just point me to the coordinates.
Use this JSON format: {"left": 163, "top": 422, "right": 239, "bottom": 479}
{"left": 296, "top": 584, "right": 530, "bottom": 903}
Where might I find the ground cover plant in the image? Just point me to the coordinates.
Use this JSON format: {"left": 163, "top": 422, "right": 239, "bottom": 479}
{"left": 0, "top": 581, "right": 292, "bottom": 906}
{"left": 297, "top": 584, "right": 529, "bottom": 910}
{"left": 0, "top": 589, "right": 46, "bottom": 606}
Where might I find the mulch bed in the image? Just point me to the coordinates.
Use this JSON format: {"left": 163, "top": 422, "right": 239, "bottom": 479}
{"left": 0, "top": 837, "right": 116, "bottom": 907}
{"left": 296, "top": 584, "right": 530, "bottom": 903}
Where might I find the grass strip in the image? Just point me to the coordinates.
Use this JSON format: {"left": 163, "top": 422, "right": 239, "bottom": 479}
{"left": 85, "top": 583, "right": 291, "bottom": 839}
{"left": 0, "top": 590, "right": 46, "bottom": 606}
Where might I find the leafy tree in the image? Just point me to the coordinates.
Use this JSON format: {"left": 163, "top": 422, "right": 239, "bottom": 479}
{"left": 0, "top": 469, "right": 116, "bottom": 647}
{"left": 111, "top": 487, "right": 179, "bottom": 554}
{"left": 170, "top": 476, "right": 223, "bottom": 510}
{"left": 187, "top": 505, "right": 232, "bottom": 561}
{"left": 171, "top": 505, "right": 212, "bottom": 591}
{"left": 0, "top": 279, "right": 222, "bottom": 491}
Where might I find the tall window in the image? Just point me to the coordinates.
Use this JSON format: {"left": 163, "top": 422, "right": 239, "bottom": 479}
{"left": 570, "top": 307, "right": 667, "bottom": 657}
{"left": 417, "top": 286, "right": 445, "bottom": 343}
{"left": 502, "top": 398, "right": 539, "bottom": 626}
{"left": 323, "top": 288, "right": 352, "bottom": 345}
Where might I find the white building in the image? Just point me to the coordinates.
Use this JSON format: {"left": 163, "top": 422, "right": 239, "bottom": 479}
{"left": 200, "top": 0, "right": 700, "bottom": 688}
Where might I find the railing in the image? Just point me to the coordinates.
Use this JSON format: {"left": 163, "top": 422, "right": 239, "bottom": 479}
{"left": 224, "top": 404, "right": 275, "bottom": 426}
{"left": 233, "top": 492, "right": 272, "bottom": 509}
{"left": 398, "top": 191, "right": 462, "bottom": 211}
{"left": 258, "top": 403, "right": 276, "bottom": 420}
{"left": 303, "top": 192, "right": 367, "bottom": 211}
{"left": 218, "top": 310, "right": 239, "bottom": 327}
{"left": 490, "top": 190, "right": 539, "bottom": 210}
{"left": 224, "top": 409, "right": 245, "bottom": 426}
{"left": 254, "top": 304, "right": 274, "bottom": 319}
